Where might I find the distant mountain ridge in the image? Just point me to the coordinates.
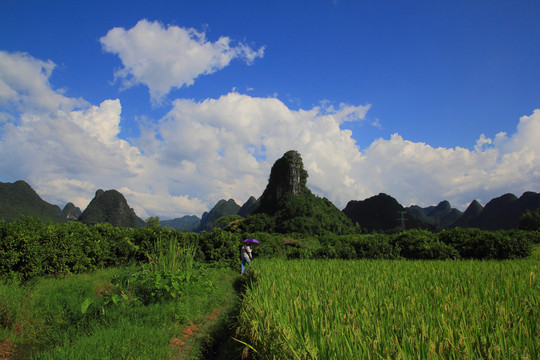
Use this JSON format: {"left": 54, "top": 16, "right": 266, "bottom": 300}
{"left": 405, "top": 192, "right": 540, "bottom": 230}
{"left": 451, "top": 200, "right": 483, "bottom": 228}
{"left": 198, "top": 199, "right": 241, "bottom": 232}
{"left": 406, "top": 201, "right": 463, "bottom": 230}
{"left": 159, "top": 216, "right": 200, "bottom": 232}
{"left": 463, "top": 192, "right": 540, "bottom": 230}
{"left": 343, "top": 193, "right": 422, "bottom": 232}
{"left": 238, "top": 196, "right": 260, "bottom": 218}
{"left": 61, "top": 202, "right": 82, "bottom": 221}
{"left": 1, "top": 170, "right": 539, "bottom": 231}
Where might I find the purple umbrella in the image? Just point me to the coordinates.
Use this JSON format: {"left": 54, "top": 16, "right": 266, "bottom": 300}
{"left": 243, "top": 238, "right": 260, "bottom": 245}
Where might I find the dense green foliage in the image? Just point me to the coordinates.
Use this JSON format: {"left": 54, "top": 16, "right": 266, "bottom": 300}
{"left": 0, "top": 218, "right": 535, "bottom": 283}
{"left": 303, "top": 229, "right": 533, "bottom": 260}
{"left": 0, "top": 218, "right": 142, "bottom": 281}
{"left": 520, "top": 208, "right": 540, "bottom": 230}
{"left": 243, "top": 193, "right": 359, "bottom": 235}
{"left": 0, "top": 218, "right": 247, "bottom": 281}
{"left": 213, "top": 214, "right": 243, "bottom": 230}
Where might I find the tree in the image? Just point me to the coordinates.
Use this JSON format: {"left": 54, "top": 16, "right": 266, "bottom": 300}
{"left": 145, "top": 216, "right": 160, "bottom": 229}
{"left": 519, "top": 209, "right": 540, "bottom": 230}
{"left": 240, "top": 213, "right": 276, "bottom": 233}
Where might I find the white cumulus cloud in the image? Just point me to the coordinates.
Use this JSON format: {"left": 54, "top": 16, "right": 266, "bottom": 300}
{"left": 0, "top": 50, "right": 207, "bottom": 218}
{"left": 1, "top": 49, "right": 539, "bottom": 220}
{"left": 144, "top": 93, "right": 372, "bottom": 208}
{"left": 355, "top": 110, "right": 540, "bottom": 209}
{"left": 0, "top": 51, "right": 85, "bottom": 114}
{"left": 145, "top": 93, "right": 540, "bottom": 212}
{"left": 100, "top": 19, "right": 264, "bottom": 105}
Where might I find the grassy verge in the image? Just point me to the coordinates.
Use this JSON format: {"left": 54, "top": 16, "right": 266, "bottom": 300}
{"left": 0, "top": 264, "right": 240, "bottom": 359}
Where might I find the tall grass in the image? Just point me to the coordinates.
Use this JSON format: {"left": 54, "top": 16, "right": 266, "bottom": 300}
{"left": 239, "top": 258, "right": 539, "bottom": 359}
{"left": 143, "top": 236, "right": 196, "bottom": 274}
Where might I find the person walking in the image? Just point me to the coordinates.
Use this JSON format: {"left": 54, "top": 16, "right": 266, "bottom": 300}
{"left": 240, "top": 243, "right": 253, "bottom": 274}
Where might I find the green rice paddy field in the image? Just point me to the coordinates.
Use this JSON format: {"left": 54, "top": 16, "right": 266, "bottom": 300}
{"left": 239, "top": 256, "right": 539, "bottom": 359}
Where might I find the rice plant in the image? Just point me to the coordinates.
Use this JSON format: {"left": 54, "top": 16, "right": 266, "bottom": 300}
{"left": 239, "top": 258, "right": 539, "bottom": 359}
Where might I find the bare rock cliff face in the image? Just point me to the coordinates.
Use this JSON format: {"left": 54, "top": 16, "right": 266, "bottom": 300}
{"left": 61, "top": 202, "right": 82, "bottom": 221}
{"left": 257, "top": 150, "right": 309, "bottom": 214}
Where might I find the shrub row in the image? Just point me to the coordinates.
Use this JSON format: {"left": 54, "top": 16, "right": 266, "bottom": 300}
{"left": 287, "top": 228, "right": 533, "bottom": 261}
{"left": 0, "top": 218, "right": 140, "bottom": 281}
{"left": 0, "top": 218, "right": 243, "bottom": 281}
{"left": 0, "top": 218, "right": 535, "bottom": 281}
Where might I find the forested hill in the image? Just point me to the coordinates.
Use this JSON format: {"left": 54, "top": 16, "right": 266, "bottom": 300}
{"left": 78, "top": 189, "right": 145, "bottom": 228}
{"left": 0, "top": 180, "right": 70, "bottom": 223}
{"left": 343, "top": 193, "right": 423, "bottom": 232}
{"left": 238, "top": 150, "right": 357, "bottom": 235}
{"left": 198, "top": 199, "right": 241, "bottom": 232}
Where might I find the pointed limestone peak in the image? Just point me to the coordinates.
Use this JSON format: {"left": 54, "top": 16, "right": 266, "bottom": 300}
{"left": 238, "top": 196, "right": 260, "bottom": 217}
{"left": 436, "top": 200, "right": 451, "bottom": 211}
{"left": 465, "top": 199, "right": 483, "bottom": 215}
{"left": 78, "top": 189, "right": 144, "bottom": 228}
{"left": 260, "top": 150, "right": 309, "bottom": 205}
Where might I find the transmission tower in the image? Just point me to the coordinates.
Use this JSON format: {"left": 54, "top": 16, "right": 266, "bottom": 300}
{"left": 397, "top": 211, "right": 407, "bottom": 231}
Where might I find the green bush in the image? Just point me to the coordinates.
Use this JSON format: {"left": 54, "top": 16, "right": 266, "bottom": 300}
{"left": 317, "top": 235, "right": 356, "bottom": 259}
{"left": 109, "top": 269, "right": 196, "bottom": 306}
{"left": 95, "top": 223, "right": 142, "bottom": 265}
{"left": 239, "top": 213, "right": 276, "bottom": 233}
{"left": 393, "top": 229, "right": 460, "bottom": 260}
{"left": 198, "top": 230, "right": 241, "bottom": 265}
{"left": 284, "top": 245, "right": 314, "bottom": 259}
{"left": 351, "top": 234, "right": 400, "bottom": 259}
{"left": 438, "top": 228, "right": 532, "bottom": 259}
{"left": 0, "top": 218, "right": 144, "bottom": 281}
{"left": 519, "top": 209, "right": 540, "bottom": 230}
{"left": 0, "top": 217, "right": 46, "bottom": 281}
{"left": 1, "top": 218, "right": 536, "bottom": 283}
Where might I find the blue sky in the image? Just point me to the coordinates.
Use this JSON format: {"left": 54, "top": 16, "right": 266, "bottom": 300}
{"left": 1, "top": 0, "right": 539, "bottom": 219}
